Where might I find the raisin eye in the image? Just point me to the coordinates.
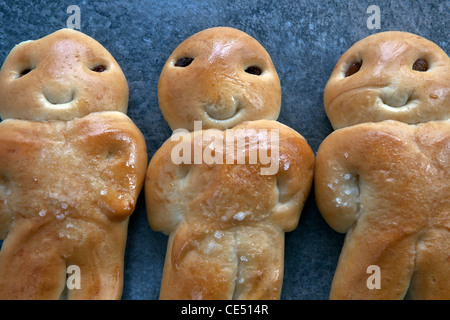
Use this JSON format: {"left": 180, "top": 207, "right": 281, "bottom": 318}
{"left": 245, "top": 66, "right": 262, "bottom": 75}
{"left": 345, "top": 61, "right": 362, "bottom": 77}
{"left": 412, "top": 59, "right": 428, "bottom": 72}
{"left": 91, "top": 65, "right": 107, "bottom": 72}
{"left": 19, "top": 67, "right": 33, "bottom": 77}
{"left": 175, "top": 57, "right": 194, "bottom": 67}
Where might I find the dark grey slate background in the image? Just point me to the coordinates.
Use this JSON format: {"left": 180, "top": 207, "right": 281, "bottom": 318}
{"left": 0, "top": 0, "right": 448, "bottom": 300}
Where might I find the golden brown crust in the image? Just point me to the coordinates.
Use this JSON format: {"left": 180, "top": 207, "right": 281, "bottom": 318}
{"left": 0, "top": 28, "right": 129, "bottom": 121}
{"left": 158, "top": 27, "right": 281, "bottom": 131}
{"left": 324, "top": 31, "right": 450, "bottom": 130}
{"left": 315, "top": 120, "right": 450, "bottom": 299}
{"left": 0, "top": 111, "right": 147, "bottom": 299}
{"left": 146, "top": 120, "right": 314, "bottom": 299}
{"left": 0, "top": 28, "right": 146, "bottom": 300}
{"left": 151, "top": 26, "right": 313, "bottom": 300}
